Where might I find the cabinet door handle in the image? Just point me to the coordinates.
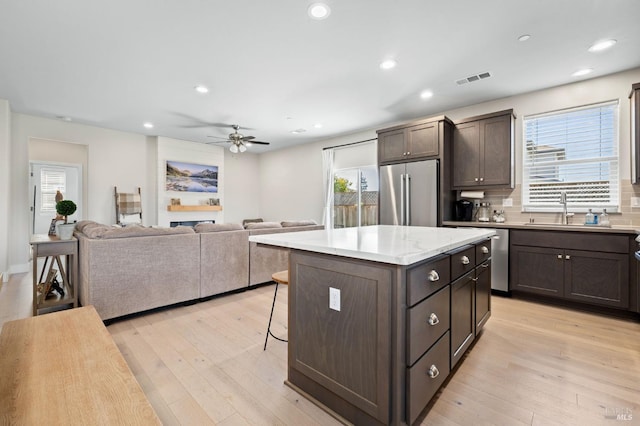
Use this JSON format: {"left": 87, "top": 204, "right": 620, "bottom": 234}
{"left": 407, "top": 151, "right": 411, "bottom": 155}
{"left": 481, "top": 246, "right": 489, "bottom": 254}
{"left": 480, "top": 177, "right": 484, "bottom": 182}
{"left": 427, "top": 313, "right": 439, "bottom": 326}
{"left": 565, "top": 255, "right": 571, "bottom": 260}
{"left": 481, "top": 262, "right": 489, "bottom": 268}
{"left": 427, "top": 365, "right": 440, "bottom": 379}
{"left": 474, "top": 177, "right": 479, "bottom": 182}
{"left": 427, "top": 270, "right": 440, "bottom": 282}
{"left": 461, "top": 255, "right": 470, "bottom": 265}
{"left": 557, "top": 254, "right": 563, "bottom": 259}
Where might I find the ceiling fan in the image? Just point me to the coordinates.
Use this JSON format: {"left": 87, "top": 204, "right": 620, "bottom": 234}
{"left": 207, "top": 124, "right": 270, "bottom": 153}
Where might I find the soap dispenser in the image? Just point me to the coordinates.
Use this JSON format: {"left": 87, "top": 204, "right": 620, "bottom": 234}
{"left": 585, "top": 209, "right": 594, "bottom": 225}
{"left": 600, "top": 208, "right": 610, "bottom": 227}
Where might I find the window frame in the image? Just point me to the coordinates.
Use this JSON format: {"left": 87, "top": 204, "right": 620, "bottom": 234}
{"left": 521, "top": 100, "right": 620, "bottom": 213}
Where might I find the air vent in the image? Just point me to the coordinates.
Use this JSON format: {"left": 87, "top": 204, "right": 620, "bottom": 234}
{"left": 456, "top": 71, "right": 492, "bottom": 85}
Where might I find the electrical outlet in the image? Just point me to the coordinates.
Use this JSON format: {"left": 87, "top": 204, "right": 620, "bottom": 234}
{"left": 632, "top": 197, "right": 640, "bottom": 208}
{"left": 329, "top": 287, "right": 341, "bottom": 311}
{"left": 502, "top": 198, "right": 513, "bottom": 207}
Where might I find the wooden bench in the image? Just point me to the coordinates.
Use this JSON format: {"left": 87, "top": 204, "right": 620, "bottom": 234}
{"left": 0, "top": 306, "right": 160, "bottom": 425}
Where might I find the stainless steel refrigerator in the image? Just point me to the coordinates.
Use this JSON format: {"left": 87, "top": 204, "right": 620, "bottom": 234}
{"left": 379, "top": 159, "right": 439, "bottom": 226}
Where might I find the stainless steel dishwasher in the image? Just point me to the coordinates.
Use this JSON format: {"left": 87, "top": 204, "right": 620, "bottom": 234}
{"left": 491, "top": 228, "right": 509, "bottom": 293}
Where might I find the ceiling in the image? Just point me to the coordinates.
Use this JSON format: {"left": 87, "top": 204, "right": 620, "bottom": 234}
{"left": 1, "top": 0, "right": 639, "bottom": 153}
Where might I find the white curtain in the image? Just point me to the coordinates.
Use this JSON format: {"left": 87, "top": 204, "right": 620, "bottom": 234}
{"left": 322, "top": 148, "right": 334, "bottom": 228}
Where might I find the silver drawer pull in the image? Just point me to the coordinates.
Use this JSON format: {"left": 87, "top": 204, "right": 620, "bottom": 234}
{"left": 481, "top": 246, "right": 489, "bottom": 254}
{"left": 427, "top": 313, "right": 439, "bottom": 326}
{"left": 461, "top": 255, "right": 470, "bottom": 265}
{"left": 427, "top": 270, "right": 440, "bottom": 282}
{"left": 427, "top": 365, "right": 440, "bottom": 379}
{"left": 565, "top": 255, "right": 571, "bottom": 260}
{"left": 481, "top": 262, "right": 489, "bottom": 269}
{"left": 557, "top": 254, "right": 562, "bottom": 259}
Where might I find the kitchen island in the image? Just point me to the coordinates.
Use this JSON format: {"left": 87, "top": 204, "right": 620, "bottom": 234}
{"left": 250, "top": 225, "right": 495, "bottom": 425}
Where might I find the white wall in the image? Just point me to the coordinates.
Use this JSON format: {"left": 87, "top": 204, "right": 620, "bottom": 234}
{"left": 258, "top": 129, "right": 376, "bottom": 222}
{"left": 9, "top": 113, "right": 152, "bottom": 274}
{"left": 0, "top": 100, "right": 10, "bottom": 281}
{"left": 259, "top": 67, "right": 640, "bottom": 226}
{"left": 224, "top": 150, "right": 261, "bottom": 224}
{"left": 156, "top": 136, "right": 225, "bottom": 227}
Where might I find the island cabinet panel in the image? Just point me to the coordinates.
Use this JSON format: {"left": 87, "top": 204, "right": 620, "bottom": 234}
{"left": 406, "top": 332, "right": 450, "bottom": 425}
{"left": 450, "top": 269, "right": 475, "bottom": 368}
{"left": 475, "top": 260, "right": 492, "bottom": 332}
{"left": 407, "top": 285, "right": 450, "bottom": 366}
{"left": 288, "top": 251, "right": 394, "bottom": 424}
{"left": 406, "top": 255, "right": 450, "bottom": 307}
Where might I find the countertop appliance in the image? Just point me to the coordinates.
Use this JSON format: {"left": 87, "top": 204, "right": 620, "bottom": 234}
{"left": 455, "top": 199, "right": 474, "bottom": 221}
{"left": 478, "top": 202, "right": 491, "bottom": 222}
{"left": 491, "top": 229, "right": 509, "bottom": 292}
{"left": 379, "top": 159, "right": 438, "bottom": 226}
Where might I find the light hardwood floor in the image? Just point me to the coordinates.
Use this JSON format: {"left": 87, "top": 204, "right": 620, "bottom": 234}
{"left": 1, "top": 272, "right": 639, "bottom": 425}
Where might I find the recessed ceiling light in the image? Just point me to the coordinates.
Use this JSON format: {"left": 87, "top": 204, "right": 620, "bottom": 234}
{"left": 194, "top": 85, "right": 209, "bottom": 94}
{"left": 314, "top": 123, "right": 323, "bottom": 129}
{"left": 291, "top": 128, "right": 307, "bottom": 134}
{"left": 380, "top": 59, "right": 397, "bottom": 70}
{"left": 572, "top": 68, "right": 593, "bottom": 77}
{"left": 588, "top": 39, "right": 617, "bottom": 52}
{"left": 420, "top": 90, "right": 433, "bottom": 100}
{"left": 143, "top": 122, "right": 154, "bottom": 129}
{"left": 308, "top": 3, "right": 330, "bottom": 20}
{"left": 517, "top": 34, "right": 531, "bottom": 42}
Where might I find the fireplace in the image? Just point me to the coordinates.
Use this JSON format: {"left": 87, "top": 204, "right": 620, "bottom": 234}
{"left": 169, "top": 220, "right": 215, "bottom": 227}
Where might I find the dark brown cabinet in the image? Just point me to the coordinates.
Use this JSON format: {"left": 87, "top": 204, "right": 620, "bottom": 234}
{"left": 450, "top": 269, "right": 475, "bottom": 368}
{"left": 631, "top": 83, "right": 640, "bottom": 184}
{"left": 378, "top": 120, "right": 439, "bottom": 164}
{"left": 452, "top": 110, "right": 514, "bottom": 189}
{"left": 510, "top": 230, "right": 631, "bottom": 310}
{"left": 475, "top": 260, "right": 491, "bottom": 331}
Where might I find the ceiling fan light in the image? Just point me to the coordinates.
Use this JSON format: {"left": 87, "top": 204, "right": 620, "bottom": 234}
{"left": 229, "top": 144, "right": 239, "bottom": 154}
{"left": 239, "top": 144, "right": 247, "bottom": 153}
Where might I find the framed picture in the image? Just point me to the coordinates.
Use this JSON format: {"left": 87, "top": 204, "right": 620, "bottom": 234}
{"left": 208, "top": 198, "right": 220, "bottom": 206}
{"left": 166, "top": 161, "right": 218, "bottom": 193}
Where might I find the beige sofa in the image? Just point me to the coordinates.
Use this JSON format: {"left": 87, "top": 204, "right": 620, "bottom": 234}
{"left": 75, "top": 220, "right": 323, "bottom": 320}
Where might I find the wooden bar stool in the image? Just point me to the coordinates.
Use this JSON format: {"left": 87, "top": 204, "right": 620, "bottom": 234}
{"left": 264, "top": 270, "right": 288, "bottom": 350}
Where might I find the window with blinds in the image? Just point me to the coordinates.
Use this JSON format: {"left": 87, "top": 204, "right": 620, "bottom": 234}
{"left": 41, "top": 168, "right": 66, "bottom": 213}
{"left": 522, "top": 101, "right": 619, "bottom": 212}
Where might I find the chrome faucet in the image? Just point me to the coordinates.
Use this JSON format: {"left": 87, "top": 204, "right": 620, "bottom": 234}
{"left": 559, "top": 191, "right": 574, "bottom": 224}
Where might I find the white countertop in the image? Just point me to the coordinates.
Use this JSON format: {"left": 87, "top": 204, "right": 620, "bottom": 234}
{"left": 249, "top": 225, "right": 496, "bottom": 265}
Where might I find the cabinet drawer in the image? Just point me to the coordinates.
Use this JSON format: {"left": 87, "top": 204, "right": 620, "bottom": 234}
{"left": 510, "top": 230, "right": 630, "bottom": 253}
{"left": 407, "top": 286, "right": 450, "bottom": 367}
{"left": 475, "top": 239, "right": 491, "bottom": 264}
{"left": 407, "top": 255, "right": 450, "bottom": 307}
{"left": 406, "top": 331, "right": 450, "bottom": 425}
{"left": 450, "top": 245, "right": 475, "bottom": 280}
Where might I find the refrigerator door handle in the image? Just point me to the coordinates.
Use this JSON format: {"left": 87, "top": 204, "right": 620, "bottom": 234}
{"left": 406, "top": 173, "right": 411, "bottom": 225}
{"left": 400, "top": 174, "right": 405, "bottom": 226}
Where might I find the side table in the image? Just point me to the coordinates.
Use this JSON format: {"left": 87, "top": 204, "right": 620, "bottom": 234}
{"left": 30, "top": 234, "right": 78, "bottom": 316}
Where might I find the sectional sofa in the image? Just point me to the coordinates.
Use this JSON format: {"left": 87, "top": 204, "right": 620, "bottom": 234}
{"left": 74, "top": 220, "right": 323, "bottom": 320}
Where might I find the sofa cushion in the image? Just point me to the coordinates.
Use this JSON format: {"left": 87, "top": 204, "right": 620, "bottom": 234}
{"left": 80, "top": 223, "right": 194, "bottom": 239}
{"left": 281, "top": 220, "right": 318, "bottom": 227}
{"left": 244, "top": 221, "right": 282, "bottom": 229}
{"left": 242, "top": 218, "right": 263, "bottom": 227}
{"left": 194, "top": 223, "right": 244, "bottom": 233}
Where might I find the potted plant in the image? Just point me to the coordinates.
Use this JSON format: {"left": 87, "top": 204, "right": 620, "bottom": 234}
{"left": 55, "top": 200, "right": 77, "bottom": 240}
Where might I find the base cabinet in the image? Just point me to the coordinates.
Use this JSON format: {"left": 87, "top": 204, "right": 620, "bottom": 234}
{"left": 510, "top": 230, "right": 631, "bottom": 309}
{"left": 287, "top": 237, "right": 492, "bottom": 426}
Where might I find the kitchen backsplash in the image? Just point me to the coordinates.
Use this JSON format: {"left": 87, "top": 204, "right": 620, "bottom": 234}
{"left": 468, "top": 179, "right": 640, "bottom": 226}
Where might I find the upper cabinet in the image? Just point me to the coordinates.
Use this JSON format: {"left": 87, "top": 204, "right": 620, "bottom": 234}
{"left": 452, "top": 109, "right": 515, "bottom": 190}
{"left": 377, "top": 119, "right": 441, "bottom": 164}
{"left": 631, "top": 83, "right": 640, "bottom": 184}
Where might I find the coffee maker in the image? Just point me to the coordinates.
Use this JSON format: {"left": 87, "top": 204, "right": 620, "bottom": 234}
{"left": 455, "top": 200, "right": 474, "bottom": 221}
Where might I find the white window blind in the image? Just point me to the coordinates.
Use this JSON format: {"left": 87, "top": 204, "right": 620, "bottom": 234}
{"left": 522, "top": 101, "right": 619, "bottom": 212}
{"left": 40, "top": 168, "right": 66, "bottom": 213}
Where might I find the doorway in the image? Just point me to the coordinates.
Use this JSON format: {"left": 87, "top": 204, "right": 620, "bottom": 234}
{"left": 29, "top": 162, "right": 83, "bottom": 235}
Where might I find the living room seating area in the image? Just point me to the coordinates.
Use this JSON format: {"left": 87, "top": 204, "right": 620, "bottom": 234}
{"left": 75, "top": 220, "right": 322, "bottom": 320}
